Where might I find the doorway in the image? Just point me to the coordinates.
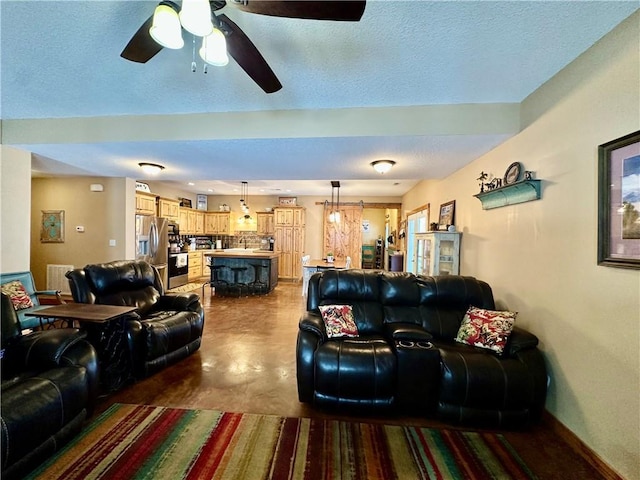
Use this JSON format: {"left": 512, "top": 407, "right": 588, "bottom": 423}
{"left": 405, "top": 205, "right": 429, "bottom": 274}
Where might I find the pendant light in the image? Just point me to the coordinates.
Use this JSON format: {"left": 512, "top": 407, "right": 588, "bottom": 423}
{"left": 329, "top": 181, "right": 341, "bottom": 223}
{"left": 238, "top": 181, "right": 252, "bottom": 223}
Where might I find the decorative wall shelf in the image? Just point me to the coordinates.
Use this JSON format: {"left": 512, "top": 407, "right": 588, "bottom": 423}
{"left": 474, "top": 180, "right": 541, "bottom": 210}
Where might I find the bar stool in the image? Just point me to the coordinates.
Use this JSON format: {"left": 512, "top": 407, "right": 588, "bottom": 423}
{"left": 248, "top": 263, "right": 268, "bottom": 295}
{"left": 207, "top": 265, "right": 229, "bottom": 296}
{"left": 228, "top": 267, "right": 249, "bottom": 297}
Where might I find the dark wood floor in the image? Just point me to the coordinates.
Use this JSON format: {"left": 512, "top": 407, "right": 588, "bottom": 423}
{"left": 95, "top": 281, "right": 604, "bottom": 480}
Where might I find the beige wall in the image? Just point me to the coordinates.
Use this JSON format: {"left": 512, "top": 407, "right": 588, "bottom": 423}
{"left": 0, "top": 146, "right": 32, "bottom": 274}
{"left": 402, "top": 13, "right": 640, "bottom": 479}
{"left": 362, "top": 208, "right": 386, "bottom": 245}
{"left": 30, "top": 177, "right": 130, "bottom": 289}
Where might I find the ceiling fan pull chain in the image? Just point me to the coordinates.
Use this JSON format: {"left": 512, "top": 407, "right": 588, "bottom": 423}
{"left": 191, "top": 35, "right": 197, "bottom": 73}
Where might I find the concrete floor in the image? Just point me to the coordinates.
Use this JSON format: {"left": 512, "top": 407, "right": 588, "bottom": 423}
{"left": 95, "top": 281, "right": 604, "bottom": 479}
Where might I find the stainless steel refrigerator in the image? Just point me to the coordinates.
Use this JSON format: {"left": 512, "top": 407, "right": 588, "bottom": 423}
{"left": 135, "top": 215, "right": 168, "bottom": 289}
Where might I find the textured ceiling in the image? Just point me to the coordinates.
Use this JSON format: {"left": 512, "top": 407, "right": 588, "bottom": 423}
{"left": 2, "top": 1, "right": 637, "bottom": 196}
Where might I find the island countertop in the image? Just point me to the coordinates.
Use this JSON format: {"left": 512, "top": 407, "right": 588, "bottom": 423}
{"left": 203, "top": 249, "right": 280, "bottom": 260}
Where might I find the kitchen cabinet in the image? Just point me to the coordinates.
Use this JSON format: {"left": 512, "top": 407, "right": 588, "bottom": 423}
{"left": 178, "top": 208, "right": 204, "bottom": 235}
{"left": 158, "top": 198, "right": 180, "bottom": 221}
{"left": 205, "top": 212, "right": 233, "bottom": 235}
{"left": 135, "top": 192, "right": 157, "bottom": 216}
{"left": 414, "top": 232, "right": 461, "bottom": 276}
{"left": 256, "top": 212, "right": 275, "bottom": 235}
{"left": 188, "top": 251, "right": 203, "bottom": 281}
{"left": 273, "top": 207, "right": 305, "bottom": 280}
{"left": 194, "top": 211, "right": 205, "bottom": 234}
{"left": 179, "top": 208, "right": 189, "bottom": 232}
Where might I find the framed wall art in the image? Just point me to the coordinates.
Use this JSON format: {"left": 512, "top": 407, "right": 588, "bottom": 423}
{"left": 279, "top": 196, "right": 297, "bottom": 206}
{"left": 597, "top": 130, "right": 640, "bottom": 269}
{"left": 438, "top": 200, "right": 456, "bottom": 228}
{"left": 41, "top": 210, "right": 65, "bottom": 243}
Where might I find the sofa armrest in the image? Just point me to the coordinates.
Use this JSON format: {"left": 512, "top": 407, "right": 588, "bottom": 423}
{"left": 506, "top": 326, "right": 539, "bottom": 356}
{"left": 34, "top": 289, "right": 66, "bottom": 305}
{"left": 384, "top": 323, "right": 433, "bottom": 342}
{"left": 10, "top": 329, "right": 88, "bottom": 370}
{"left": 299, "top": 312, "right": 327, "bottom": 341}
{"left": 155, "top": 293, "right": 200, "bottom": 311}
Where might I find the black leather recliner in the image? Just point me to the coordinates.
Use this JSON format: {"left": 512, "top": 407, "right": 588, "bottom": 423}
{"left": 297, "top": 269, "right": 548, "bottom": 428}
{"left": 1, "top": 292, "right": 99, "bottom": 480}
{"left": 66, "top": 260, "right": 205, "bottom": 379}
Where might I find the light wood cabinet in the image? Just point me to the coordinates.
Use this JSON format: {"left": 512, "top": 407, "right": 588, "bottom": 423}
{"left": 188, "top": 251, "right": 203, "bottom": 281}
{"left": 257, "top": 212, "right": 275, "bottom": 235}
{"left": 195, "top": 211, "right": 205, "bottom": 234}
{"left": 178, "top": 208, "right": 206, "bottom": 235}
{"left": 205, "top": 212, "right": 233, "bottom": 235}
{"left": 135, "top": 192, "right": 157, "bottom": 216}
{"left": 273, "top": 207, "right": 305, "bottom": 280}
{"left": 158, "top": 197, "right": 180, "bottom": 221}
{"left": 179, "top": 208, "right": 189, "bottom": 232}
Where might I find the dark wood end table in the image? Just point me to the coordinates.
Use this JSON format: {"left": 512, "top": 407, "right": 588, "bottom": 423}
{"left": 26, "top": 304, "right": 138, "bottom": 392}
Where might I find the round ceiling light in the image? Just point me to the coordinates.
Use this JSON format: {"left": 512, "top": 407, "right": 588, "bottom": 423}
{"left": 138, "top": 162, "right": 165, "bottom": 175}
{"left": 371, "top": 159, "right": 396, "bottom": 174}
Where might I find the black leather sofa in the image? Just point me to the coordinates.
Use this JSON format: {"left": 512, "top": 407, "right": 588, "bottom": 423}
{"left": 66, "top": 260, "right": 205, "bottom": 379}
{"left": 297, "top": 269, "right": 547, "bottom": 428}
{"left": 1, "top": 292, "right": 99, "bottom": 479}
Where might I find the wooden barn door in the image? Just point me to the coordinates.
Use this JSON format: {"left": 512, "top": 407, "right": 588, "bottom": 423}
{"left": 323, "top": 204, "right": 363, "bottom": 267}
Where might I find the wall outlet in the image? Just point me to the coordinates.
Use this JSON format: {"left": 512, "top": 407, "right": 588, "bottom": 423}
{"left": 109, "top": 239, "right": 116, "bottom": 247}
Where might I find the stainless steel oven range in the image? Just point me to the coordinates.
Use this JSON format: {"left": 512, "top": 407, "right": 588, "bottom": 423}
{"left": 168, "top": 252, "right": 189, "bottom": 289}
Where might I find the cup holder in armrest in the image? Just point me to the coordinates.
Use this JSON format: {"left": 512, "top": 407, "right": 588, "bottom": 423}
{"left": 396, "top": 340, "right": 433, "bottom": 349}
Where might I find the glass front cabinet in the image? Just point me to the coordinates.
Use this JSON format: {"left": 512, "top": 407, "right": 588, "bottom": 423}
{"left": 414, "top": 232, "right": 461, "bottom": 276}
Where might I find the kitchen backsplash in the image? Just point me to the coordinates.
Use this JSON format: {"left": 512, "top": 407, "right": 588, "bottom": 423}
{"left": 177, "top": 234, "right": 271, "bottom": 250}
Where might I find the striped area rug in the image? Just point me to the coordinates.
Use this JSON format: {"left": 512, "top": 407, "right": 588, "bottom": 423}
{"left": 28, "top": 404, "right": 536, "bottom": 480}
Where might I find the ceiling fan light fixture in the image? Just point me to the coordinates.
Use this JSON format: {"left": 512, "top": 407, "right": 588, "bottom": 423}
{"left": 371, "top": 159, "right": 396, "bottom": 174}
{"left": 138, "top": 162, "right": 165, "bottom": 175}
{"left": 199, "top": 28, "right": 229, "bottom": 66}
{"left": 149, "top": 2, "right": 184, "bottom": 49}
{"left": 179, "top": 0, "right": 214, "bottom": 37}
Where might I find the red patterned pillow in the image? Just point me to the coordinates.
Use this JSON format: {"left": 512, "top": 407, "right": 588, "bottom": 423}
{"left": 455, "top": 306, "right": 516, "bottom": 354}
{"left": 318, "top": 305, "right": 359, "bottom": 339}
{"left": 1, "top": 280, "right": 34, "bottom": 310}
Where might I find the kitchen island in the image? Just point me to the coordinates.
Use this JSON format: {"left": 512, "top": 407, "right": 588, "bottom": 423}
{"left": 204, "top": 250, "right": 280, "bottom": 294}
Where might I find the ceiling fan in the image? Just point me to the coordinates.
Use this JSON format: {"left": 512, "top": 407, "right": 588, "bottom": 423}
{"left": 121, "top": 0, "right": 366, "bottom": 94}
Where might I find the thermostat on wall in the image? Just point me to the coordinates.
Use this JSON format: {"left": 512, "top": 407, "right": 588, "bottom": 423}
{"left": 90, "top": 183, "right": 104, "bottom": 192}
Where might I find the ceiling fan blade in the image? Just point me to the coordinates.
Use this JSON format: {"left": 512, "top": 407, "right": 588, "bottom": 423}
{"left": 218, "top": 14, "right": 282, "bottom": 94}
{"left": 230, "top": 1, "right": 366, "bottom": 21}
{"left": 121, "top": 15, "right": 164, "bottom": 63}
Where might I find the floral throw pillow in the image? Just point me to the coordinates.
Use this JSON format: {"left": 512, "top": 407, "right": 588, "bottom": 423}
{"left": 1, "top": 281, "right": 34, "bottom": 310}
{"left": 455, "top": 306, "right": 516, "bottom": 354}
{"left": 318, "top": 305, "right": 359, "bottom": 339}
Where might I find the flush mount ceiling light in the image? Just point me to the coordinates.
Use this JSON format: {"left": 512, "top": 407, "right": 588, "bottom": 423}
{"left": 371, "top": 160, "right": 396, "bottom": 174}
{"left": 138, "top": 162, "right": 165, "bottom": 175}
